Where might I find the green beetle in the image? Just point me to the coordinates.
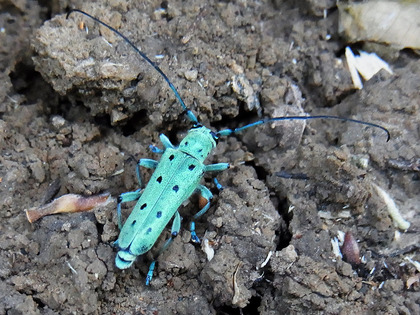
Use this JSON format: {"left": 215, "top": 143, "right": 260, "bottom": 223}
{"left": 66, "top": 10, "right": 390, "bottom": 285}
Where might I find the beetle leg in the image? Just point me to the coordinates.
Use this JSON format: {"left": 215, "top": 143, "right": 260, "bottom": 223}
{"left": 118, "top": 157, "right": 157, "bottom": 229}
{"left": 149, "top": 145, "right": 164, "bottom": 154}
{"left": 204, "top": 163, "right": 230, "bottom": 172}
{"left": 148, "top": 134, "right": 174, "bottom": 153}
{"left": 117, "top": 189, "right": 143, "bottom": 230}
{"left": 136, "top": 158, "right": 158, "bottom": 188}
{"left": 146, "top": 211, "right": 181, "bottom": 285}
{"left": 190, "top": 185, "right": 213, "bottom": 243}
{"left": 204, "top": 163, "right": 229, "bottom": 192}
{"left": 159, "top": 133, "right": 175, "bottom": 149}
{"left": 213, "top": 178, "right": 224, "bottom": 191}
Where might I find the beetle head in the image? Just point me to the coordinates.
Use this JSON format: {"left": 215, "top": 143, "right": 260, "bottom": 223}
{"left": 179, "top": 126, "right": 217, "bottom": 162}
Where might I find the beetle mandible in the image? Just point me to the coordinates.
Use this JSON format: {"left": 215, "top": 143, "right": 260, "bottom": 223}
{"left": 66, "top": 9, "right": 390, "bottom": 285}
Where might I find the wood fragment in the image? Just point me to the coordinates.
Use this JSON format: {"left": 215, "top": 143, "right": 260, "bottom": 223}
{"left": 25, "top": 193, "right": 111, "bottom": 223}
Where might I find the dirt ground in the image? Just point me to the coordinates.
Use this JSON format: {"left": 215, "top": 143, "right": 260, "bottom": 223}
{"left": 1, "top": 0, "right": 419, "bottom": 314}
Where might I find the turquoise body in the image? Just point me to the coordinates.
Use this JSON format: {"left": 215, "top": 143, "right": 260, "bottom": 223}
{"left": 115, "top": 126, "right": 217, "bottom": 269}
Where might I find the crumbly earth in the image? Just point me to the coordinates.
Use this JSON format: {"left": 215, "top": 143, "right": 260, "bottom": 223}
{"left": 1, "top": 0, "right": 419, "bottom": 314}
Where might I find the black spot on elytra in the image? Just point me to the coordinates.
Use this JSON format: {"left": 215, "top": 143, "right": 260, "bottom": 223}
{"left": 184, "top": 142, "right": 188, "bottom": 146}
{"left": 188, "top": 164, "right": 196, "bottom": 171}
{"left": 173, "top": 185, "right": 179, "bottom": 192}
{"left": 141, "top": 203, "right": 147, "bottom": 210}
{"left": 146, "top": 227, "right": 152, "bottom": 235}
{"left": 141, "top": 245, "right": 148, "bottom": 252}
{"left": 198, "top": 149, "right": 203, "bottom": 153}
{"left": 132, "top": 220, "right": 136, "bottom": 225}
{"left": 169, "top": 155, "right": 174, "bottom": 161}
{"left": 157, "top": 176, "right": 162, "bottom": 183}
{"left": 156, "top": 211, "right": 162, "bottom": 218}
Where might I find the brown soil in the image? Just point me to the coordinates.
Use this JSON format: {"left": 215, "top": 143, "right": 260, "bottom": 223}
{"left": 1, "top": 0, "right": 419, "bottom": 314}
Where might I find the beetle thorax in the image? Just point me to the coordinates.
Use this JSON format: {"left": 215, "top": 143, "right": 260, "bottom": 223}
{"left": 178, "top": 126, "right": 216, "bottom": 162}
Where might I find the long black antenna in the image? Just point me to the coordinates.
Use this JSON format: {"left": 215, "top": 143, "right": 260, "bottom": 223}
{"left": 66, "top": 9, "right": 390, "bottom": 142}
{"left": 66, "top": 9, "right": 199, "bottom": 125}
{"left": 217, "top": 115, "right": 390, "bottom": 141}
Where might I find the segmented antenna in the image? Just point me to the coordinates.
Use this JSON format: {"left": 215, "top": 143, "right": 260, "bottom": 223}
{"left": 66, "top": 9, "right": 199, "bottom": 125}
{"left": 217, "top": 115, "right": 390, "bottom": 142}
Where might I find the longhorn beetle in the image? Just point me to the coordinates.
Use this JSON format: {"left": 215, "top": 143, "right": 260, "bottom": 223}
{"left": 66, "top": 9, "right": 390, "bottom": 285}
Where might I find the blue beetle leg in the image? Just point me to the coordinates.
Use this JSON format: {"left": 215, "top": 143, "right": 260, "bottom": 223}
{"left": 146, "top": 211, "right": 181, "bottom": 285}
{"left": 158, "top": 210, "right": 181, "bottom": 256}
{"left": 145, "top": 261, "right": 156, "bottom": 286}
{"left": 159, "top": 133, "right": 175, "bottom": 149}
{"left": 204, "top": 163, "right": 230, "bottom": 172}
{"left": 148, "top": 133, "right": 174, "bottom": 153}
{"left": 117, "top": 189, "right": 143, "bottom": 229}
{"left": 136, "top": 158, "right": 158, "bottom": 188}
{"left": 213, "top": 178, "right": 224, "bottom": 191}
{"left": 190, "top": 185, "right": 213, "bottom": 243}
{"left": 204, "top": 163, "right": 229, "bottom": 193}
{"left": 149, "top": 145, "right": 164, "bottom": 154}
{"left": 189, "top": 163, "right": 228, "bottom": 243}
